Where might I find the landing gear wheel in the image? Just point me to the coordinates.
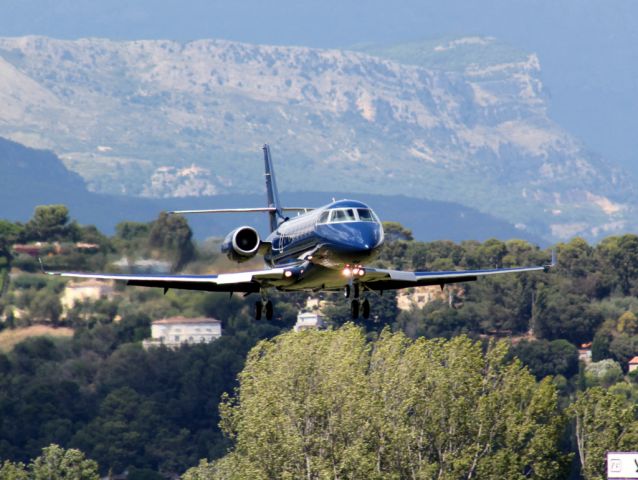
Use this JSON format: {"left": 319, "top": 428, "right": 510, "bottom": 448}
{"left": 255, "top": 301, "right": 263, "bottom": 320}
{"left": 351, "top": 299, "right": 360, "bottom": 319}
{"left": 354, "top": 284, "right": 360, "bottom": 299}
{"left": 344, "top": 284, "right": 351, "bottom": 298}
{"left": 265, "top": 300, "right": 274, "bottom": 321}
{"left": 362, "top": 299, "right": 370, "bottom": 319}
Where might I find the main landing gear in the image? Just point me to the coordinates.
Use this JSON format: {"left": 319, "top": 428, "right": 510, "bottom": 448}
{"left": 350, "top": 298, "right": 370, "bottom": 320}
{"left": 255, "top": 299, "right": 274, "bottom": 321}
{"left": 345, "top": 283, "right": 370, "bottom": 320}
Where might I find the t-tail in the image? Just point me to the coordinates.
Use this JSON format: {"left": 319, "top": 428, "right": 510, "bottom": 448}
{"left": 263, "top": 144, "right": 284, "bottom": 232}
{"left": 169, "top": 145, "right": 312, "bottom": 227}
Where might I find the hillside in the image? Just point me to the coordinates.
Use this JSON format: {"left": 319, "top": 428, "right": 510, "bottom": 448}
{"left": 0, "top": 136, "right": 533, "bottom": 242}
{"left": 0, "top": 325, "right": 73, "bottom": 353}
{"left": 0, "top": 36, "right": 634, "bottom": 241}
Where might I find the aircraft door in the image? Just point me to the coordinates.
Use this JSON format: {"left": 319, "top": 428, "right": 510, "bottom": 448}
{"left": 273, "top": 232, "right": 290, "bottom": 252}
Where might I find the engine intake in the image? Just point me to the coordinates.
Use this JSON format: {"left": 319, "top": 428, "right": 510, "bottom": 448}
{"left": 222, "top": 226, "right": 261, "bottom": 262}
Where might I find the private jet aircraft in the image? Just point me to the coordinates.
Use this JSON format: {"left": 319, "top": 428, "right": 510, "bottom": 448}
{"left": 45, "top": 145, "right": 555, "bottom": 320}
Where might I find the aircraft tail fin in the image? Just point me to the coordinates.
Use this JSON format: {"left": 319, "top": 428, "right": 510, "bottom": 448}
{"left": 263, "top": 144, "right": 284, "bottom": 232}
{"left": 170, "top": 146, "right": 313, "bottom": 226}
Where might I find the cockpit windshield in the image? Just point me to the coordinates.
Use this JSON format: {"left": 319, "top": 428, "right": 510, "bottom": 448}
{"left": 317, "top": 207, "right": 380, "bottom": 224}
{"left": 356, "top": 208, "right": 375, "bottom": 222}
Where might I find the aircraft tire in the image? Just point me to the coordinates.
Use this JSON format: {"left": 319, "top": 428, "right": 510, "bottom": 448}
{"left": 351, "top": 300, "right": 360, "bottom": 319}
{"left": 344, "top": 284, "right": 351, "bottom": 298}
{"left": 255, "top": 301, "right": 263, "bottom": 320}
{"left": 362, "top": 299, "right": 370, "bottom": 319}
{"left": 265, "top": 300, "right": 274, "bottom": 320}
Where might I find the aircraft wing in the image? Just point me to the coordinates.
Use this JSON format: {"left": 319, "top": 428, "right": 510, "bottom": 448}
{"left": 44, "top": 268, "right": 288, "bottom": 293}
{"left": 362, "top": 263, "right": 553, "bottom": 291}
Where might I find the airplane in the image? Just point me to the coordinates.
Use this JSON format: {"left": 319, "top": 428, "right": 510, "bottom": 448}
{"left": 44, "top": 144, "right": 555, "bottom": 321}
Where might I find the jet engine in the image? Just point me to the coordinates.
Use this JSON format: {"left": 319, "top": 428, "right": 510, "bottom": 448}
{"left": 221, "top": 226, "right": 261, "bottom": 262}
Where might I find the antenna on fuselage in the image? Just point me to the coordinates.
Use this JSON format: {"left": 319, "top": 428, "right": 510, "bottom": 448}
{"left": 263, "top": 144, "right": 285, "bottom": 232}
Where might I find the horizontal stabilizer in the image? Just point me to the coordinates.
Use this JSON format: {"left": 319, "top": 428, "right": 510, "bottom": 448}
{"left": 170, "top": 207, "right": 313, "bottom": 215}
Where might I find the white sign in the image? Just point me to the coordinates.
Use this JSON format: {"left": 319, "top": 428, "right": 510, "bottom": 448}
{"left": 608, "top": 452, "right": 638, "bottom": 479}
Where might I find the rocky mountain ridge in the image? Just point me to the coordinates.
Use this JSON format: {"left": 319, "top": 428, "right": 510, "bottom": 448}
{"left": 0, "top": 35, "right": 633, "bottom": 240}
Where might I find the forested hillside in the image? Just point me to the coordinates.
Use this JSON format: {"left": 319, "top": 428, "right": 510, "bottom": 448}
{"left": 1, "top": 207, "right": 638, "bottom": 478}
{"left": 0, "top": 136, "right": 535, "bottom": 243}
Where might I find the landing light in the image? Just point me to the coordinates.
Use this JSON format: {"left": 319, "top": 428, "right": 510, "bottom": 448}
{"left": 358, "top": 269, "right": 365, "bottom": 277}
{"left": 342, "top": 267, "right": 352, "bottom": 277}
{"left": 284, "top": 270, "right": 293, "bottom": 278}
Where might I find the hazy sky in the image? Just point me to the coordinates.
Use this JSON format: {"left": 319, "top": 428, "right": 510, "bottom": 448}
{"left": 2, "top": 0, "right": 638, "bottom": 177}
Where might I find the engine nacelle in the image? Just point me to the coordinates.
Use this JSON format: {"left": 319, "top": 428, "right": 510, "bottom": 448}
{"left": 221, "top": 226, "right": 261, "bottom": 262}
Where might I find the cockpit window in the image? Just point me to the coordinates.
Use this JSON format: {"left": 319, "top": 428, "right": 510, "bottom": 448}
{"left": 317, "top": 207, "right": 380, "bottom": 224}
{"left": 318, "top": 211, "right": 330, "bottom": 224}
{"left": 331, "top": 209, "right": 357, "bottom": 222}
{"left": 357, "top": 209, "right": 375, "bottom": 222}
{"left": 330, "top": 210, "right": 345, "bottom": 222}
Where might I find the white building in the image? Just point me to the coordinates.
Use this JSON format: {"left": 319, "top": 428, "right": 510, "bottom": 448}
{"left": 294, "top": 311, "right": 326, "bottom": 332}
{"left": 397, "top": 285, "right": 461, "bottom": 311}
{"left": 143, "top": 316, "right": 222, "bottom": 349}
{"left": 61, "top": 280, "right": 115, "bottom": 310}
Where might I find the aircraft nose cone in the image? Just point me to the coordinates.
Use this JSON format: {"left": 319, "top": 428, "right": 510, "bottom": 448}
{"left": 335, "top": 222, "right": 383, "bottom": 253}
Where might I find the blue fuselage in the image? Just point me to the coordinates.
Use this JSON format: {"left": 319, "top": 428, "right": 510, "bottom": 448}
{"left": 264, "top": 200, "right": 384, "bottom": 271}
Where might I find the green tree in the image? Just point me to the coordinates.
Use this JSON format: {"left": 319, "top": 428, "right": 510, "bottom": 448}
{"left": 596, "top": 235, "right": 638, "bottom": 295}
{"left": 510, "top": 339, "right": 579, "bottom": 380}
{"left": 476, "top": 238, "right": 508, "bottom": 268}
{"left": 609, "top": 334, "right": 638, "bottom": 368}
{"left": 591, "top": 332, "right": 612, "bottom": 362}
{"left": 617, "top": 311, "right": 638, "bottom": 335}
{"left": 381, "top": 221, "right": 413, "bottom": 242}
{"left": 30, "top": 289, "right": 62, "bottom": 325}
{"left": 0, "top": 460, "right": 28, "bottom": 480}
{"left": 24, "top": 206, "right": 78, "bottom": 242}
{"left": 534, "top": 287, "right": 603, "bottom": 343}
{"left": 568, "top": 387, "right": 636, "bottom": 480}
{"left": 584, "top": 359, "right": 623, "bottom": 388}
{"left": 29, "top": 444, "right": 99, "bottom": 480}
{"left": 211, "top": 325, "right": 567, "bottom": 479}
{"left": 148, "top": 213, "right": 194, "bottom": 269}
{"left": 0, "top": 445, "right": 99, "bottom": 480}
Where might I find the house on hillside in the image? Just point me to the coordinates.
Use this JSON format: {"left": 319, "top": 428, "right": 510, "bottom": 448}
{"left": 12, "top": 242, "right": 64, "bottom": 257}
{"left": 143, "top": 316, "right": 222, "bottom": 349}
{"left": 112, "top": 257, "right": 172, "bottom": 273}
{"left": 61, "top": 279, "right": 115, "bottom": 310}
{"left": 578, "top": 342, "right": 592, "bottom": 364}
{"left": 294, "top": 311, "right": 326, "bottom": 332}
{"left": 629, "top": 356, "right": 638, "bottom": 373}
{"left": 397, "top": 285, "right": 461, "bottom": 310}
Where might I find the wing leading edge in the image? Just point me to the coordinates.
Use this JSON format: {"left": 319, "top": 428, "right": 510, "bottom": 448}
{"left": 362, "top": 262, "right": 553, "bottom": 291}
{"left": 44, "top": 268, "right": 287, "bottom": 293}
